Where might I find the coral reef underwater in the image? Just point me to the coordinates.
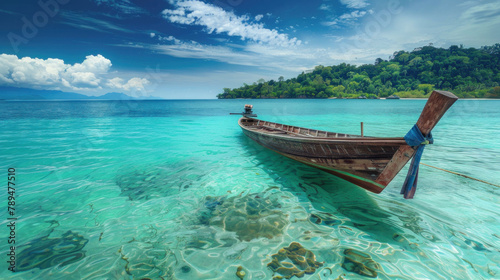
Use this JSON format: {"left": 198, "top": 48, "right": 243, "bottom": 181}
{"left": 200, "top": 192, "right": 290, "bottom": 241}
{"left": 16, "top": 231, "right": 88, "bottom": 272}
{"left": 267, "top": 242, "right": 324, "bottom": 279}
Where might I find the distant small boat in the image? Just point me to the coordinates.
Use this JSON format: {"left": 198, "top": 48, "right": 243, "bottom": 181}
{"left": 231, "top": 91, "right": 458, "bottom": 198}
{"left": 386, "top": 95, "right": 400, "bottom": 99}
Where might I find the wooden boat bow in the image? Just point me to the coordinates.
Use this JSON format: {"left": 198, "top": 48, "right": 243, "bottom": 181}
{"left": 375, "top": 91, "right": 458, "bottom": 198}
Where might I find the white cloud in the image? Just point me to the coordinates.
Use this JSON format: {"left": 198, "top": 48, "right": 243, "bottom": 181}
{"left": 122, "top": 37, "right": 325, "bottom": 75}
{"left": 340, "top": 0, "right": 370, "bottom": 9}
{"left": 106, "top": 77, "right": 125, "bottom": 88}
{"left": 372, "top": 0, "right": 498, "bottom": 47}
{"left": 60, "top": 11, "right": 133, "bottom": 33}
{"left": 106, "top": 77, "right": 149, "bottom": 91}
{"left": 149, "top": 32, "right": 182, "bottom": 44}
{"left": 340, "top": 10, "right": 368, "bottom": 20}
{"left": 93, "top": 0, "right": 146, "bottom": 14}
{"left": 158, "top": 35, "right": 182, "bottom": 45}
{"left": 0, "top": 54, "right": 149, "bottom": 94}
{"left": 319, "top": 0, "right": 500, "bottom": 66}
{"left": 255, "top": 14, "right": 264, "bottom": 21}
{"left": 162, "top": 0, "right": 301, "bottom": 46}
{"left": 70, "top": 72, "right": 101, "bottom": 88}
{"left": 319, "top": 4, "right": 331, "bottom": 11}
{"left": 147, "top": 41, "right": 259, "bottom": 66}
{"left": 460, "top": 1, "right": 500, "bottom": 20}
{"left": 322, "top": 9, "right": 370, "bottom": 26}
{"left": 123, "top": 77, "right": 150, "bottom": 91}
{"left": 68, "top": 54, "right": 112, "bottom": 74}
{"left": 322, "top": 20, "right": 340, "bottom": 27}
{"left": 449, "top": 1, "right": 500, "bottom": 44}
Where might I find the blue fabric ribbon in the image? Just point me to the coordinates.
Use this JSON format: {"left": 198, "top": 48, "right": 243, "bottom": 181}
{"left": 401, "top": 124, "right": 433, "bottom": 199}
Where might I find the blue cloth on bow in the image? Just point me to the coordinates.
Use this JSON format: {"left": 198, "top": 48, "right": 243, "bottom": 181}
{"left": 401, "top": 124, "right": 433, "bottom": 199}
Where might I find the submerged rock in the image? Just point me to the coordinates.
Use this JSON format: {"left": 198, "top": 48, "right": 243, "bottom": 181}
{"left": 198, "top": 196, "right": 226, "bottom": 225}
{"left": 267, "top": 242, "right": 323, "bottom": 279}
{"left": 236, "top": 265, "right": 246, "bottom": 279}
{"left": 309, "top": 212, "right": 341, "bottom": 227}
{"left": 201, "top": 192, "right": 289, "bottom": 241}
{"left": 16, "top": 231, "right": 88, "bottom": 272}
{"left": 341, "top": 249, "right": 380, "bottom": 278}
{"left": 181, "top": 265, "right": 191, "bottom": 273}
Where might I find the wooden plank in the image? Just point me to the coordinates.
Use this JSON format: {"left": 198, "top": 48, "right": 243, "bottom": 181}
{"left": 416, "top": 90, "right": 458, "bottom": 135}
{"left": 375, "top": 146, "right": 415, "bottom": 186}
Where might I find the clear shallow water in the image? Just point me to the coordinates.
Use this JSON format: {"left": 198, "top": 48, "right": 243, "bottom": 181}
{"left": 0, "top": 99, "right": 499, "bottom": 279}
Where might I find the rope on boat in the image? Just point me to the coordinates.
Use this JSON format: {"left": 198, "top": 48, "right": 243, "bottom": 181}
{"left": 420, "top": 162, "right": 500, "bottom": 188}
{"left": 401, "top": 124, "right": 434, "bottom": 199}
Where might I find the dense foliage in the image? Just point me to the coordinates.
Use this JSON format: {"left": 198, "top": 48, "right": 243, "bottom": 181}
{"left": 217, "top": 44, "right": 500, "bottom": 99}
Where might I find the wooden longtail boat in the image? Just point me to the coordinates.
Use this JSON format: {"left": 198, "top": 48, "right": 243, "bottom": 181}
{"left": 231, "top": 91, "right": 458, "bottom": 198}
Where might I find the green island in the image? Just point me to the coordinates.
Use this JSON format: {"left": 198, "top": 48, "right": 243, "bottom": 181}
{"left": 217, "top": 44, "right": 500, "bottom": 99}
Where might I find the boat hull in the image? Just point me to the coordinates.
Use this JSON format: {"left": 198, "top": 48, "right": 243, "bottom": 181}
{"left": 235, "top": 91, "right": 458, "bottom": 197}
{"left": 239, "top": 118, "right": 410, "bottom": 193}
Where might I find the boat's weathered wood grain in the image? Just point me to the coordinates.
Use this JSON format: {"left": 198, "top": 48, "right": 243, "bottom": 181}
{"left": 240, "top": 119, "right": 403, "bottom": 192}
{"left": 375, "top": 90, "right": 458, "bottom": 186}
{"left": 374, "top": 146, "right": 416, "bottom": 186}
{"left": 415, "top": 90, "right": 458, "bottom": 135}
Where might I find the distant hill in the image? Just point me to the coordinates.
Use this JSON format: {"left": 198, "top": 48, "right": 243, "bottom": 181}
{"left": 0, "top": 87, "right": 163, "bottom": 100}
{"left": 94, "top": 92, "right": 136, "bottom": 100}
{"left": 217, "top": 44, "right": 500, "bottom": 99}
{"left": 0, "top": 87, "right": 90, "bottom": 100}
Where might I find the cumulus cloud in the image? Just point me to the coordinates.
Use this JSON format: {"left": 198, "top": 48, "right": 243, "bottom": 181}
{"left": 68, "top": 54, "right": 112, "bottom": 73}
{"left": 0, "top": 54, "right": 149, "bottom": 94}
{"left": 162, "top": 0, "right": 301, "bottom": 46}
{"left": 106, "top": 77, "right": 149, "bottom": 91}
{"left": 70, "top": 72, "right": 101, "bottom": 88}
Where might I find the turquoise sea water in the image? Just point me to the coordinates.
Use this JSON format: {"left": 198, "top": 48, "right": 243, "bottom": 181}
{"left": 1, "top": 99, "right": 499, "bottom": 279}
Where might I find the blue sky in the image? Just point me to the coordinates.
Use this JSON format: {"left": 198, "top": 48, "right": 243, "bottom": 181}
{"left": 1, "top": 0, "right": 499, "bottom": 99}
